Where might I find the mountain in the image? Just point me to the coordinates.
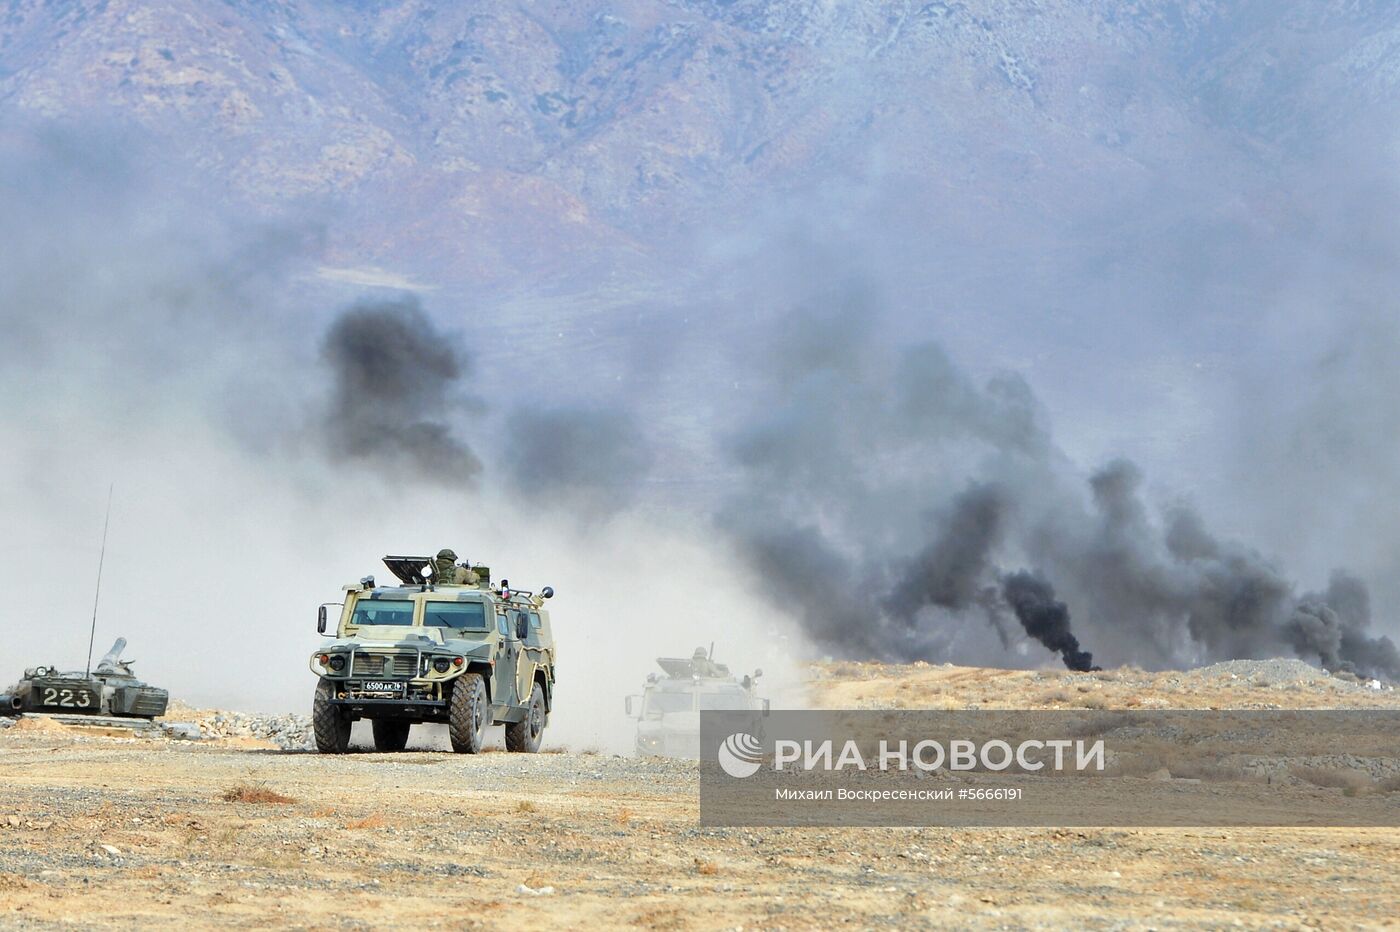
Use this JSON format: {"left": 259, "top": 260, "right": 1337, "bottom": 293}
{"left": 6, "top": 1, "right": 1400, "bottom": 289}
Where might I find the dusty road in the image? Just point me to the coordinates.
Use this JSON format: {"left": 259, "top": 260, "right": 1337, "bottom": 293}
{"left": 3, "top": 661, "right": 1399, "bottom": 929}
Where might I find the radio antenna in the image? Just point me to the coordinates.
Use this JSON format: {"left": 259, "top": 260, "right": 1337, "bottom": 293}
{"left": 84, "top": 484, "right": 114, "bottom": 677}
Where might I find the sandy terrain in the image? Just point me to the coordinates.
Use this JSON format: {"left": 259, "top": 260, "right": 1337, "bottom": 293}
{"left": 2, "top": 662, "right": 1399, "bottom": 930}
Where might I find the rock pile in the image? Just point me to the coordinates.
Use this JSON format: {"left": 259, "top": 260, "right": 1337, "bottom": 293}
{"left": 1188, "top": 658, "right": 1335, "bottom": 685}
{"left": 197, "top": 712, "right": 313, "bottom": 750}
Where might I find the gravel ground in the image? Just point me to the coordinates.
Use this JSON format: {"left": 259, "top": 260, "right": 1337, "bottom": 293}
{"left": 3, "top": 661, "right": 1400, "bottom": 929}
{"left": 4, "top": 738, "right": 1400, "bottom": 930}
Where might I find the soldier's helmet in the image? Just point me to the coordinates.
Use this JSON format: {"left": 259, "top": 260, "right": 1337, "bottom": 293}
{"left": 437, "top": 548, "right": 457, "bottom": 562}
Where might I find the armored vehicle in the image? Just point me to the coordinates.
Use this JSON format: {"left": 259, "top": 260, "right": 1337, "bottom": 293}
{"left": 1, "top": 638, "right": 169, "bottom": 719}
{"left": 310, "top": 554, "right": 556, "bottom": 754}
{"left": 625, "top": 647, "right": 766, "bottom": 758}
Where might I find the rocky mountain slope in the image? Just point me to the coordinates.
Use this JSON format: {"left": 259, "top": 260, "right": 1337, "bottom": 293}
{"left": 5, "top": 1, "right": 1400, "bottom": 287}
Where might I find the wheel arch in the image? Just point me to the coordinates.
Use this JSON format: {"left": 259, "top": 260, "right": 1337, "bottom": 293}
{"left": 534, "top": 669, "right": 552, "bottom": 712}
{"left": 465, "top": 662, "right": 493, "bottom": 704}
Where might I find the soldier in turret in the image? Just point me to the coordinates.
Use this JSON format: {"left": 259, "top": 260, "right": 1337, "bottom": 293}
{"left": 432, "top": 549, "right": 480, "bottom": 586}
{"left": 691, "top": 646, "right": 723, "bottom": 677}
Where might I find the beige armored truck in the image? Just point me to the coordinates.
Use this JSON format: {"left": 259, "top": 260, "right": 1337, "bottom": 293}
{"left": 625, "top": 647, "right": 766, "bottom": 758}
{"left": 310, "top": 555, "right": 555, "bottom": 754}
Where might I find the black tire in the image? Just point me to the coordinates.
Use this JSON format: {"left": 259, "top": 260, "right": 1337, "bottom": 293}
{"left": 506, "top": 684, "right": 547, "bottom": 753}
{"left": 448, "top": 673, "right": 488, "bottom": 754}
{"left": 313, "top": 678, "right": 351, "bottom": 754}
{"left": 371, "top": 720, "right": 410, "bottom": 752}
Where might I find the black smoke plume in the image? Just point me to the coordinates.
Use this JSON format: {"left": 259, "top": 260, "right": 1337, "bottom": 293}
{"left": 717, "top": 301, "right": 1399, "bottom": 677}
{"left": 1000, "top": 572, "right": 1097, "bottom": 672}
{"left": 1296, "top": 572, "right": 1400, "bottom": 681}
{"left": 886, "top": 484, "right": 1009, "bottom": 617}
{"left": 321, "top": 296, "right": 481, "bottom": 483}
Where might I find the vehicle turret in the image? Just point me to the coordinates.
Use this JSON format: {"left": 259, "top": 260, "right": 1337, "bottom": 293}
{"left": 2, "top": 638, "right": 169, "bottom": 719}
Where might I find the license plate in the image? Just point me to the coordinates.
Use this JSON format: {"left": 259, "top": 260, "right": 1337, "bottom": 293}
{"left": 355, "top": 680, "right": 405, "bottom": 697}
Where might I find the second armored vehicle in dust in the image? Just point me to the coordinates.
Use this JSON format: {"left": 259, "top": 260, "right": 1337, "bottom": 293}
{"left": 1, "top": 638, "right": 169, "bottom": 719}
{"left": 625, "top": 647, "right": 767, "bottom": 758}
{"left": 310, "top": 555, "right": 556, "bottom": 754}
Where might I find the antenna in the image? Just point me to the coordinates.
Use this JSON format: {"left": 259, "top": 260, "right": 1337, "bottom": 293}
{"left": 84, "top": 485, "right": 114, "bottom": 677}
{"left": 709, "top": 641, "right": 715, "bottom": 661}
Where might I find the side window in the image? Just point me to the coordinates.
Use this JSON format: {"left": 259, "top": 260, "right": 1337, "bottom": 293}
{"left": 526, "top": 613, "right": 542, "bottom": 647}
{"left": 496, "top": 614, "right": 509, "bottom": 637}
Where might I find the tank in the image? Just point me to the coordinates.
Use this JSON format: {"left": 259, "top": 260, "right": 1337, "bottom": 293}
{"left": 0, "top": 638, "right": 169, "bottom": 719}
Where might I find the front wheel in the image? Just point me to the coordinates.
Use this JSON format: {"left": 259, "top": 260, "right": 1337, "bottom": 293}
{"left": 448, "top": 673, "right": 488, "bottom": 754}
{"left": 313, "top": 678, "right": 350, "bottom": 754}
{"left": 371, "top": 720, "right": 410, "bottom": 752}
{"left": 506, "top": 686, "right": 547, "bottom": 753}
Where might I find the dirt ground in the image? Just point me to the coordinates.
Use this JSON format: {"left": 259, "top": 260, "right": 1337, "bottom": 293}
{"left": 3, "top": 662, "right": 1399, "bottom": 930}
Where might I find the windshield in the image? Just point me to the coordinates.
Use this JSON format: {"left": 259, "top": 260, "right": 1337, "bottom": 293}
{"left": 424, "top": 601, "right": 488, "bottom": 631}
{"left": 698, "top": 691, "right": 753, "bottom": 711}
{"left": 646, "top": 692, "right": 694, "bottom": 714}
{"left": 350, "top": 599, "right": 415, "bottom": 626}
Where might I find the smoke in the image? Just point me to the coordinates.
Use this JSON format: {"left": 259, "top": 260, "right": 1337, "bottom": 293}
{"left": 501, "top": 406, "right": 653, "bottom": 516}
{"left": 7, "top": 120, "right": 1397, "bottom": 702}
{"left": 712, "top": 294, "right": 1400, "bottom": 676}
{"left": 715, "top": 294, "right": 1094, "bottom": 669}
{"left": 1301, "top": 573, "right": 1400, "bottom": 681}
{"left": 1000, "top": 572, "right": 1096, "bottom": 673}
{"left": 320, "top": 296, "right": 481, "bottom": 483}
{"left": 886, "top": 484, "right": 1011, "bottom": 617}
{"left": 0, "top": 125, "right": 810, "bottom": 750}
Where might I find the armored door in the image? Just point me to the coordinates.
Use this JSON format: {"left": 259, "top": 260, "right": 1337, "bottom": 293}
{"left": 491, "top": 609, "right": 519, "bottom": 709}
{"left": 514, "top": 610, "right": 543, "bottom": 704}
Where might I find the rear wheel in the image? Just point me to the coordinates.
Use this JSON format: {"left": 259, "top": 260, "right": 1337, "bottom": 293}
{"left": 371, "top": 720, "right": 410, "bottom": 752}
{"left": 448, "top": 673, "right": 488, "bottom": 754}
{"left": 506, "top": 686, "right": 546, "bottom": 753}
{"left": 313, "top": 678, "right": 350, "bottom": 754}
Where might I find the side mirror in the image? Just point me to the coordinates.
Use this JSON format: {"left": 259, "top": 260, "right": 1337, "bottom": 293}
{"left": 763, "top": 698, "right": 771, "bottom": 713}
{"left": 515, "top": 614, "right": 529, "bottom": 640}
{"left": 317, "top": 605, "right": 327, "bottom": 634}
{"left": 624, "top": 696, "right": 635, "bottom": 716}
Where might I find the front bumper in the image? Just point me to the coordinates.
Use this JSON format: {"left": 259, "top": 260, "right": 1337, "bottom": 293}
{"left": 327, "top": 687, "right": 449, "bottom": 721}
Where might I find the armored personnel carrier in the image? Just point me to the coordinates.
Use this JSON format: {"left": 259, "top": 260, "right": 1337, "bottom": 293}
{"left": 625, "top": 647, "right": 767, "bottom": 758}
{"left": 310, "top": 554, "right": 557, "bottom": 754}
{"left": 1, "top": 638, "right": 169, "bottom": 719}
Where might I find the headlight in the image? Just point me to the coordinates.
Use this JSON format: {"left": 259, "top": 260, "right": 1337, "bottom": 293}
{"left": 328, "top": 655, "right": 346, "bottom": 672}
{"left": 433, "top": 657, "right": 451, "bottom": 674}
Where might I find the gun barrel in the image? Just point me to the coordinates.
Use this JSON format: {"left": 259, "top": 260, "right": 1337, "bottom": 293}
{"left": 98, "top": 637, "right": 127, "bottom": 668}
